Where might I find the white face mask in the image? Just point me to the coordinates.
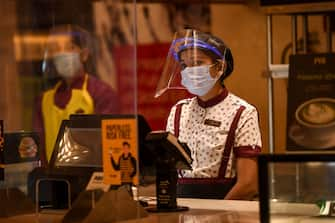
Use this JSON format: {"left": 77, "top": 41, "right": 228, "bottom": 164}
{"left": 181, "top": 64, "right": 220, "bottom": 96}
{"left": 53, "top": 52, "right": 82, "bottom": 79}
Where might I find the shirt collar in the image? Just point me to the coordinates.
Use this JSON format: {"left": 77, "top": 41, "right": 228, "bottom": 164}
{"left": 58, "top": 71, "right": 86, "bottom": 90}
{"left": 196, "top": 87, "right": 228, "bottom": 108}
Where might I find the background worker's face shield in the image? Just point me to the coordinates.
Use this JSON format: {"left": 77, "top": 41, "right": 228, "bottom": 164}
{"left": 42, "top": 25, "right": 93, "bottom": 86}
{"left": 155, "top": 29, "right": 227, "bottom": 98}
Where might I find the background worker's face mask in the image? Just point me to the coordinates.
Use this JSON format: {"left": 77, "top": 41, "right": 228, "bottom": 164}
{"left": 181, "top": 64, "right": 220, "bottom": 96}
{"left": 42, "top": 25, "right": 94, "bottom": 85}
{"left": 53, "top": 52, "right": 82, "bottom": 79}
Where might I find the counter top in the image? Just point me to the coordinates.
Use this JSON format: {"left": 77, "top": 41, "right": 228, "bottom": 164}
{"left": 0, "top": 197, "right": 334, "bottom": 223}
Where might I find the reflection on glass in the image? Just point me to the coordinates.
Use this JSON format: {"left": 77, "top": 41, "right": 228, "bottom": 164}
{"left": 183, "top": 214, "right": 222, "bottom": 223}
{"left": 55, "top": 127, "right": 102, "bottom": 167}
{"left": 269, "top": 162, "right": 335, "bottom": 203}
{"left": 182, "top": 212, "right": 256, "bottom": 223}
{"left": 269, "top": 161, "right": 335, "bottom": 217}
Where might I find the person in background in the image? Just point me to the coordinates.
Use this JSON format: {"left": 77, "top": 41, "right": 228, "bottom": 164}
{"left": 33, "top": 24, "right": 120, "bottom": 166}
{"left": 156, "top": 29, "right": 262, "bottom": 200}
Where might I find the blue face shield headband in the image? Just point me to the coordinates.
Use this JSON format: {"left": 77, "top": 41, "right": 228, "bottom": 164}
{"left": 170, "top": 37, "right": 224, "bottom": 62}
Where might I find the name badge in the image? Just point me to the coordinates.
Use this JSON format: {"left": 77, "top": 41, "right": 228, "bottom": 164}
{"left": 204, "top": 119, "right": 221, "bottom": 127}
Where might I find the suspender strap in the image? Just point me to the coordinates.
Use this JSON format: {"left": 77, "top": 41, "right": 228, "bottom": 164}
{"left": 218, "top": 105, "right": 246, "bottom": 178}
{"left": 173, "top": 103, "right": 184, "bottom": 138}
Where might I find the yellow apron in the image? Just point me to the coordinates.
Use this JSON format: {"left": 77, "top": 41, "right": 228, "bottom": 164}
{"left": 42, "top": 74, "right": 94, "bottom": 161}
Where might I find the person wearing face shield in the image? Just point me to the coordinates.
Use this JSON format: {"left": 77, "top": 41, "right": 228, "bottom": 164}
{"left": 33, "top": 25, "right": 120, "bottom": 166}
{"left": 156, "top": 29, "right": 262, "bottom": 200}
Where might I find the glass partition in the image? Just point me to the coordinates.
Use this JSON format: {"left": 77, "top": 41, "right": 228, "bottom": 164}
{"left": 0, "top": 0, "right": 215, "bottom": 220}
{"left": 259, "top": 154, "right": 335, "bottom": 223}
{"left": 0, "top": 0, "right": 137, "bottom": 218}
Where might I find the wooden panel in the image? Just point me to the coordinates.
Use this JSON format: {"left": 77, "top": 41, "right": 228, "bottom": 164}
{"left": 0, "top": 1, "right": 22, "bottom": 131}
{"left": 261, "top": 2, "right": 335, "bottom": 14}
{"left": 114, "top": 0, "right": 246, "bottom": 3}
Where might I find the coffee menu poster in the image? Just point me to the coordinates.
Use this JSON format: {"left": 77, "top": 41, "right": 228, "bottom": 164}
{"left": 101, "top": 118, "right": 139, "bottom": 186}
{"left": 286, "top": 53, "right": 335, "bottom": 152}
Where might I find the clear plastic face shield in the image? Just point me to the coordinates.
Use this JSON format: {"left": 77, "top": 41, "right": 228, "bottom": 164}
{"left": 155, "top": 29, "right": 227, "bottom": 98}
{"left": 42, "top": 25, "right": 91, "bottom": 84}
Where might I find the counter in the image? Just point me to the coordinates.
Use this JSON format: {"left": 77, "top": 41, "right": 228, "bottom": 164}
{"left": 1, "top": 198, "right": 334, "bottom": 223}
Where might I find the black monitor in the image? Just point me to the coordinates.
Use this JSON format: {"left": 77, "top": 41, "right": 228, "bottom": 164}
{"left": 49, "top": 118, "right": 101, "bottom": 171}
{"left": 48, "top": 118, "right": 102, "bottom": 178}
{"left": 49, "top": 114, "right": 153, "bottom": 179}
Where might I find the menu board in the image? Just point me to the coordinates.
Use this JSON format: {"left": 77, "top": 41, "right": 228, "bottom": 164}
{"left": 286, "top": 53, "right": 335, "bottom": 151}
{"left": 101, "top": 117, "right": 139, "bottom": 186}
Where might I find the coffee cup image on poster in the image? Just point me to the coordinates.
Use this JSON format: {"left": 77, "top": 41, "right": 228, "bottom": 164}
{"left": 286, "top": 53, "right": 335, "bottom": 151}
{"left": 101, "top": 118, "right": 139, "bottom": 186}
{"left": 288, "top": 98, "right": 335, "bottom": 149}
